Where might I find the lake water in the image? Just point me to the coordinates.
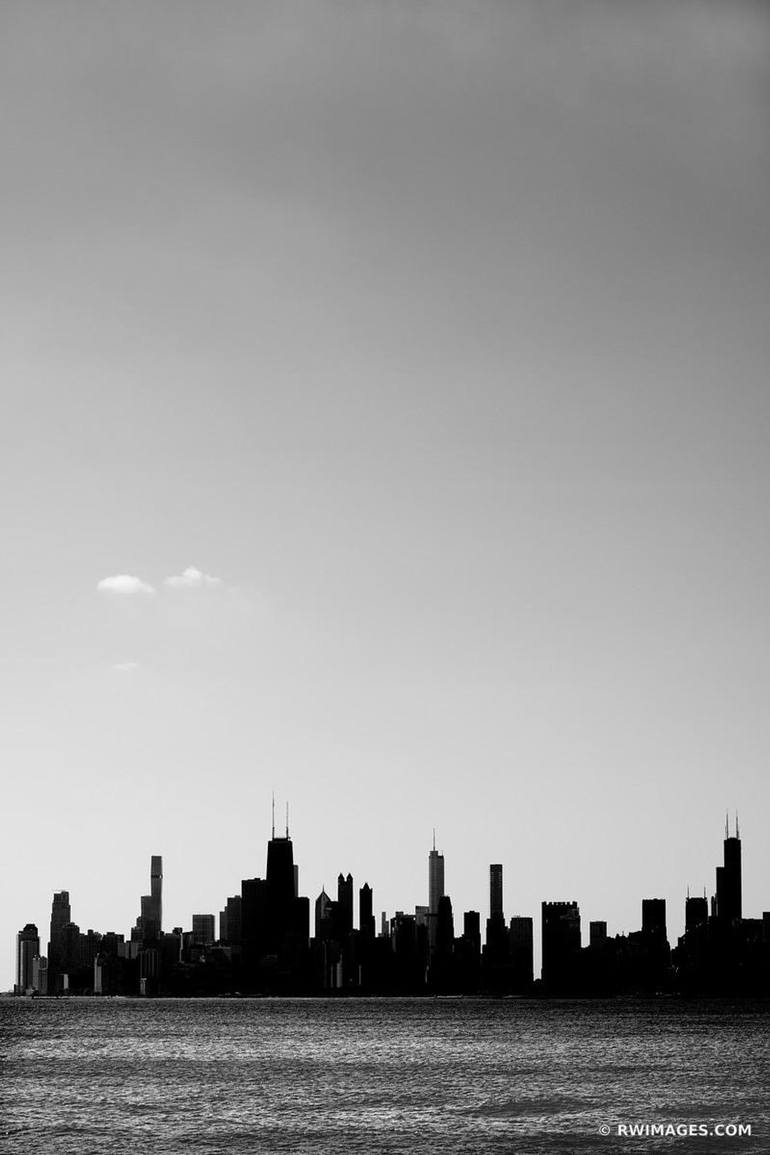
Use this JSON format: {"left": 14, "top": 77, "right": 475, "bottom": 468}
{"left": 1, "top": 998, "right": 768, "bottom": 1154}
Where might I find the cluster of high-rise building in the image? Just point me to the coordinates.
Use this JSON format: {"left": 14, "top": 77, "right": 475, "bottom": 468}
{"left": 14, "top": 816, "right": 770, "bottom": 998}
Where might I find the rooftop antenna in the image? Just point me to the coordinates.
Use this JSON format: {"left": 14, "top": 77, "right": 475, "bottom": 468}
{"left": 272, "top": 792, "right": 276, "bottom": 839}
{"left": 285, "top": 801, "right": 289, "bottom": 839}
{"left": 687, "top": 885, "right": 690, "bottom": 900}
{"left": 736, "top": 811, "right": 740, "bottom": 839}
{"left": 432, "top": 827, "right": 436, "bottom": 851}
{"left": 725, "top": 810, "right": 729, "bottom": 839}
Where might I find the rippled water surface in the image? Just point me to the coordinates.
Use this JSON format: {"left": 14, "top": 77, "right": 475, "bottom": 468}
{"left": 1, "top": 998, "right": 768, "bottom": 1154}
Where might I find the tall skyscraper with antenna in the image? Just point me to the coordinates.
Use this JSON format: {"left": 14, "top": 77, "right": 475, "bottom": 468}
{"left": 716, "top": 812, "right": 742, "bottom": 923}
{"left": 262, "top": 796, "right": 310, "bottom": 980}
{"left": 266, "top": 800, "right": 296, "bottom": 937}
{"left": 428, "top": 832, "right": 445, "bottom": 952}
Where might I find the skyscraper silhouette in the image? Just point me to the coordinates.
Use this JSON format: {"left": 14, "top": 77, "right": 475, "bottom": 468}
{"left": 509, "top": 916, "right": 534, "bottom": 990}
{"left": 428, "top": 834, "right": 445, "bottom": 952}
{"left": 542, "top": 901, "right": 581, "bottom": 993}
{"left": 260, "top": 805, "right": 311, "bottom": 985}
{"left": 485, "top": 865, "right": 509, "bottom": 977}
{"left": 359, "top": 883, "right": 375, "bottom": 941}
{"left": 638, "top": 897, "right": 671, "bottom": 992}
{"left": 16, "top": 923, "right": 40, "bottom": 994}
{"left": 489, "top": 864, "right": 503, "bottom": 920}
{"left": 642, "top": 899, "right": 667, "bottom": 939}
{"left": 716, "top": 816, "right": 742, "bottom": 923}
{"left": 337, "top": 873, "right": 354, "bottom": 937}
{"left": 241, "top": 875, "right": 268, "bottom": 981}
{"left": 265, "top": 812, "right": 297, "bottom": 953}
{"left": 315, "top": 888, "right": 335, "bottom": 941}
{"left": 219, "top": 895, "right": 242, "bottom": 946}
{"left": 48, "top": 891, "right": 71, "bottom": 992}
{"left": 436, "top": 895, "right": 454, "bottom": 952}
{"left": 150, "top": 855, "right": 163, "bottom": 938}
{"left": 191, "top": 914, "right": 215, "bottom": 947}
{"left": 685, "top": 895, "right": 708, "bottom": 931}
{"left": 589, "top": 921, "right": 607, "bottom": 948}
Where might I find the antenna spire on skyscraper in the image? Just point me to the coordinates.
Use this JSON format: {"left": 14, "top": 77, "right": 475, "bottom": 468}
{"left": 272, "top": 792, "right": 275, "bottom": 839}
{"left": 725, "top": 810, "right": 729, "bottom": 839}
{"left": 286, "top": 801, "right": 289, "bottom": 839}
{"left": 736, "top": 811, "right": 740, "bottom": 839}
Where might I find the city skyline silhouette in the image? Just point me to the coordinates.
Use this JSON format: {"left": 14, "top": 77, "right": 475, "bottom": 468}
{"left": 13, "top": 811, "right": 766, "bottom": 999}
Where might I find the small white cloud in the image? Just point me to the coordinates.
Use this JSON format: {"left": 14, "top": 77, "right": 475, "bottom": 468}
{"left": 163, "top": 566, "right": 223, "bottom": 590}
{"left": 97, "top": 574, "right": 156, "bottom": 596}
{"left": 113, "top": 660, "right": 140, "bottom": 673}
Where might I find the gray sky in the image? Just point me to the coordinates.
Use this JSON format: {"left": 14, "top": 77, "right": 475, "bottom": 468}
{"left": 2, "top": 0, "right": 769, "bottom": 987}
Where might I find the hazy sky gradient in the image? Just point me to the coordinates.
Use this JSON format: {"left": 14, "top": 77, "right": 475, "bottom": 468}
{"left": 2, "top": 0, "right": 769, "bottom": 986}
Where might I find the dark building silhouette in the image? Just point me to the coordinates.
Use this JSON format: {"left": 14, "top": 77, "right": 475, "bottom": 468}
{"left": 542, "top": 901, "right": 581, "bottom": 993}
{"left": 257, "top": 813, "right": 311, "bottom": 988}
{"left": 584, "top": 921, "right": 618, "bottom": 994}
{"left": 507, "top": 914, "right": 533, "bottom": 988}
{"left": 463, "top": 910, "right": 481, "bottom": 945}
{"left": 315, "top": 888, "right": 336, "bottom": 941}
{"left": 313, "top": 889, "right": 341, "bottom": 989}
{"left": 94, "top": 941, "right": 133, "bottom": 997}
{"left": 716, "top": 818, "right": 742, "bottom": 923}
{"left": 490, "top": 864, "right": 503, "bottom": 920}
{"left": 47, "top": 890, "right": 71, "bottom": 992}
{"left": 149, "top": 855, "right": 163, "bottom": 939}
{"left": 456, "top": 910, "right": 481, "bottom": 991}
{"left": 589, "top": 921, "right": 607, "bottom": 948}
{"left": 136, "top": 895, "right": 153, "bottom": 942}
{"left": 359, "top": 883, "right": 375, "bottom": 941}
{"left": 266, "top": 833, "right": 296, "bottom": 950}
{"left": 16, "top": 923, "right": 40, "bottom": 994}
{"left": 355, "top": 882, "right": 376, "bottom": 990}
{"left": 685, "top": 894, "right": 708, "bottom": 931}
{"left": 192, "top": 914, "right": 215, "bottom": 948}
{"left": 337, "top": 873, "right": 354, "bottom": 937}
{"left": 436, "top": 895, "right": 454, "bottom": 950}
{"left": 462, "top": 910, "right": 481, "bottom": 955}
{"left": 484, "top": 864, "right": 509, "bottom": 985}
{"left": 161, "top": 930, "right": 182, "bottom": 972}
{"left": 81, "top": 929, "right": 102, "bottom": 973}
{"left": 509, "top": 916, "right": 534, "bottom": 990}
{"left": 428, "top": 835, "right": 445, "bottom": 953}
{"left": 219, "top": 895, "right": 242, "bottom": 946}
{"left": 642, "top": 899, "right": 667, "bottom": 939}
{"left": 59, "top": 922, "right": 85, "bottom": 988}
{"left": 390, "top": 912, "right": 426, "bottom": 991}
{"left": 429, "top": 895, "right": 456, "bottom": 991}
{"left": 241, "top": 875, "right": 268, "bottom": 982}
{"left": 32, "top": 955, "right": 48, "bottom": 994}
{"left": 634, "top": 898, "right": 671, "bottom": 992}
{"left": 129, "top": 859, "right": 162, "bottom": 948}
